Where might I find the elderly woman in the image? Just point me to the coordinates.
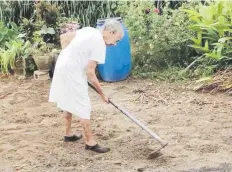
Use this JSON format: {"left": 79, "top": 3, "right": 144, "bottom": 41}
{"left": 49, "top": 19, "right": 124, "bottom": 153}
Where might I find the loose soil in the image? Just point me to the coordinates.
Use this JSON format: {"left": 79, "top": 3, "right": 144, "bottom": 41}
{"left": 0, "top": 77, "right": 231, "bottom": 172}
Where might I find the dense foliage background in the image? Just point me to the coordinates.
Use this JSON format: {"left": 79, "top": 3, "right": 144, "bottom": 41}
{"left": 0, "top": 0, "right": 231, "bottom": 92}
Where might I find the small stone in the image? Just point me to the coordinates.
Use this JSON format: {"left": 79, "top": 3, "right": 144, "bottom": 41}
{"left": 213, "top": 105, "right": 219, "bottom": 108}
{"left": 148, "top": 83, "right": 153, "bottom": 86}
{"left": 95, "top": 156, "right": 102, "bottom": 160}
{"left": 18, "top": 76, "right": 26, "bottom": 80}
{"left": 114, "top": 161, "right": 122, "bottom": 165}
{"left": 97, "top": 117, "right": 103, "bottom": 121}
{"left": 137, "top": 168, "right": 144, "bottom": 172}
{"left": 101, "top": 136, "right": 109, "bottom": 140}
{"left": 46, "top": 161, "right": 51, "bottom": 167}
{"left": 147, "top": 145, "right": 156, "bottom": 151}
{"left": 169, "top": 155, "right": 176, "bottom": 158}
{"left": 85, "top": 158, "right": 93, "bottom": 162}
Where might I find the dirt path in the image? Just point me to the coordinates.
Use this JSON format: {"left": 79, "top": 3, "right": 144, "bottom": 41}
{"left": 0, "top": 78, "right": 231, "bottom": 172}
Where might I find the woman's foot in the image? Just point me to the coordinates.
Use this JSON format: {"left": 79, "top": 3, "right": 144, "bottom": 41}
{"left": 64, "top": 134, "right": 82, "bottom": 142}
{"left": 85, "top": 144, "right": 110, "bottom": 153}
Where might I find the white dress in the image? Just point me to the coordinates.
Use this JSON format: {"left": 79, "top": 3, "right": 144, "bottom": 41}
{"left": 48, "top": 27, "right": 106, "bottom": 119}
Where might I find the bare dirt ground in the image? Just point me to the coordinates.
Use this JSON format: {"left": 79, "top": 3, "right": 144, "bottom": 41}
{"left": 0, "top": 77, "right": 232, "bottom": 172}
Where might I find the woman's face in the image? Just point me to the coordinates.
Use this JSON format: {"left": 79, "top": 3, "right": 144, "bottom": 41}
{"left": 103, "top": 30, "right": 123, "bottom": 46}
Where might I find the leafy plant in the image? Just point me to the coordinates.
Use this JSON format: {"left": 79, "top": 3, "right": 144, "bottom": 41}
{"left": 0, "top": 0, "right": 34, "bottom": 24}
{"left": 36, "top": 24, "right": 56, "bottom": 43}
{"left": 0, "top": 22, "right": 19, "bottom": 48}
{"left": 0, "top": 49, "right": 15, "bottom": 74}
{"left": 0, "top": 38, "right": 32, "bottom": 74}
{"left": 38, "top": 25, "right": 55, "bottom": 35}
{"left": 19, "top": 18, "right": 42, "bottom": 42}
{"left": 116, "top": 1, "right": 195, "bottom": 77}
{"left": 57, "top": 1, "right": 118, "bottom": 27}
{"left": 35, "top": 1, "right": 59, "bottom": 26}
{"left": 182, "top": 1, "right": 232, "bottom": 73}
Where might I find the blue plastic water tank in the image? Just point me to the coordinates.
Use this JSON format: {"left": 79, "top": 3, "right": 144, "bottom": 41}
{"left": 96, "top": 17, "right": 132, "bottom": 82}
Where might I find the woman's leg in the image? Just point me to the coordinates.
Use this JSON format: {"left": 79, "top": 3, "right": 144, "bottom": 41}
{"left": 80, "top": 119, "right": 97, "bottom": 145}
{"left": 64, "top": 111, "right": 72, "bottom": 136}
{"left": 63, "top": 111, "right": 82, "bottom": 142}
{"left": 80, "top": 118, "right": 110, "bottom": 153}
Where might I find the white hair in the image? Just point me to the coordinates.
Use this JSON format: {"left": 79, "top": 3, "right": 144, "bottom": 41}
{"left": 101, "top": 18, "right": 124, "bottom": 37}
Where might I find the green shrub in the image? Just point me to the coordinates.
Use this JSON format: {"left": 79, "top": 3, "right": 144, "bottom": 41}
{"left": 182, "top": 1, "right": 232, "bottom": 74}
{"left": 0, "top": 0, "right": 34, "bottom": 24}
{"left": 35, "top": 1, "right": 59, "bottom": 26}
{"left": 0, "top": 22, "right": 19, "bottom": 48}
{"left": 117, "top": 1, "right": 195, "bottom": 77}
{"left": 0, "top": 21, "right": 39, "bottom": 75}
